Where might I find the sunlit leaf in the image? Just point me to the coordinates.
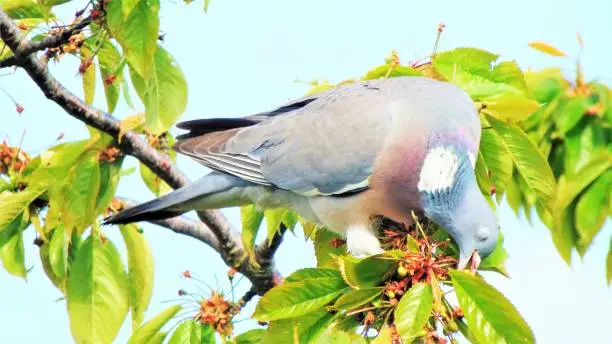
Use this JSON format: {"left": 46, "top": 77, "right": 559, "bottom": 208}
{"left": 265, "top": 208, "right": 297, "bottom": 244}
{"left": 241, "top": 205, "right": 264, "bottom": 257}
{"left": 331, "top": 287, "right": 383, "bottom": 312}
{"left": 122, "top": 0, "right": 140, "bottom": 18}
{"left": 1, "top": 0, "right": 45, "bottom": 20}
{"left": 0, "top": 217, "right": 27, "bottom": 279}
{"left": 263, "top": 310, "right": 335, "bottom": 344}
{"left": 80, "top": 46, "right": 96, "bottom": 105}
{"left": 96, "top": 40, "right": 123, "bottom": 114}
{"left": 314, "top": 228, "right": 346, "bottom": 268}
{"left": 118, "top": 114, "right": 146, "bottom": 143}
{"left": 140, "top": 162, "right": 172, "bottom": 196}
{"left": 487, "top": 115, "right": 556, "bottom": 211}
{"left": 480, "top": 124, "right": 513, "bottom": 198}
{"left": 48, "top": 225, "right": 68, "bottom": 279}
{"left": 394, "top": 283, "right": 433, "bottom": 342}
{"left": 67, "top": 235, "right": 129, "bottom": 344}
{"left": 555, "top": 96, "right": 589, "bottom": 135}
{"left": 482, "top": 94, "right": 540, "bottom": 122}
{"left": 337, "top": 251, "right": 401, "bottom": 289}
{"left": 120, "top": 224, "right": 154, "bottom": 329}
{"left": 128, "top": 305, "right": 182, "bottom": 344}
{"left": 63, "top": 152, "right": 101, "bottom": 234}
{"left": 528, "top": 41, "right": 566, "bottom": 57}
{"left": 478, "top": 232, "right": 509, "bottom": 277}
{"left": 575, "top": 171, "right": 611, "bottom": 253}
{"left": 235, "top": 329, "right": 265, "bottom": 344}
{"left": 0, "top": 185, "right": 45, "bottom": 234}
{"left": 253, "top": 269, "right": 347, "bottom": 321}
{"left": 450, "top": 270, "right": 535, "bottom": 344}
{"left": 523, "top": 68, "right": 566, "bottom": 103}
{"left": 130, "top": 45, "right": 188, "bottom": 135}
{"left": 106, "top": 0, "right": 160, "bottom": 79}
{"left": 168, "top": 320, "right": 214, "bottom": 344}
{"left": 95, "top": 158, "right": 124, "bottom": 216}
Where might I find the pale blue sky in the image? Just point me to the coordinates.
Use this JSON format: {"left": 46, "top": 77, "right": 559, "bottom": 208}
{"left": 1, "top": 0, "right": 611, "bottom": 343}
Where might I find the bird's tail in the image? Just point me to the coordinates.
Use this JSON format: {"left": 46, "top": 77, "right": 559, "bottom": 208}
{"left": 104, "top": 172, "right": 250, "bottom": 225}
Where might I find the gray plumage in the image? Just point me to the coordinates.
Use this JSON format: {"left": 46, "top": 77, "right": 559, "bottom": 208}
{"left": 105, "top": 76, "right": 498, "bottom": 268}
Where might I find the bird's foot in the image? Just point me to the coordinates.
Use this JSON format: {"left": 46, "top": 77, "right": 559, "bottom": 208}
{"left": 346, "top": 225, "right": 384, "bottom": 258}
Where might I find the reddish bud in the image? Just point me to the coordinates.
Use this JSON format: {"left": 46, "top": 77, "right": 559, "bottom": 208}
{"left": 178, "top": 289, "right": 187, "bottom": 296}
{"left": 182, "top": 270, "right": 192, "bottom": 279}
{"left": 330, "top": 238, "right": 346, "bottom": 248}
{"left": 490, "top": 186, "right": 496, "bottom": 195}
{"left": 78, "top": 57, "right": 93, "bottom": 74}
{"left": 227, "top": 267, "right": 236, "bottom": 280}
{"left": 104, "top": 74, "right": 117, "bottom": 86}
{"left": 16, "top": 104, "right": 24, "bottom": 114}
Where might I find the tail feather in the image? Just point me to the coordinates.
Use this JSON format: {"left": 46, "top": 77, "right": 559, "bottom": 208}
{"left": 104, "top": 172, "right": 250, "bottom": 225}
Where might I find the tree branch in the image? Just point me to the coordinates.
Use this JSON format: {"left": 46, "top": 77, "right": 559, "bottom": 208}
{"left": 0, "top": 18, "right": 91, "bottom": 68}
{"left": 0, "top": 9, "right": 282, "bottom": 296}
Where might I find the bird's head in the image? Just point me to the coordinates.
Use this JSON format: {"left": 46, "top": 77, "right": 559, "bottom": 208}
{"left": 417, "top": 145, "right": 499, "bottom": 271}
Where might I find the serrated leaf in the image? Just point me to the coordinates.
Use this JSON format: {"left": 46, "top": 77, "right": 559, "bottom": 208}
{"left": 263, "top": 310, "right": 334, "bottom": 344}
{"left": 450, "top": 270, "right": 535, "bottom": 344}
{"left": 106, "top": 0, "right": 159, "bottom": 79}
{"left": 63, "top": 153, "right": 101, "bottom": 234}
{"left": 575, "top": 171, "right": 611, "bottom": 253}
{"left": 253, "top": 271, "right": 347, "bottom": 321}
{"left": 394, "top": 283, "right": 433, "bottom": 342}
{"left": 331, "top": 287, "right": 383, "bottom": 311}
{"left": 314, "top": 228, "right": 347, "bottom": 268}
{"left": 128, "top": 305, "right": 182, "bottom": 344}
{"left": 97, "top": 40, "right": 123, "bottom": 114}
{"left": 130, "top": 45, "right": 188, "bottom": 135}
{"left": 433, "top": 48, "right": 527, "bottom": 99}
{"left": 120, "top": 224, "right": 154, "bottom": 329}
{"left": 555, "top": 153, "right": 611, "bottom": 214}
{"left": 284, "top": 268, "right": 342, "bottom": 283}
{"left": 48, "top": 225, "right": 68, "bottom": 279}
{"left": 67, "top": 235, "right": 129, "bottom": 344}
{"left": 240, "top": 205, "right": 264, "bottom": 256}
{"left": 168, "top": 320, "right": 214, "bottom": 344}
{"left": 265, "top": 208, "right": 298, "bottom": 244}
{"left": 1, "top": 0, "right": 45, "bottom": 20}
{"left": 337, "top": 252, "right": 401, "bottom": 289}
{"left": 80, "top": 46, "right": 96, "bottom": 104}
{"left": 482, "top": 94, "right": 540, "bottom": 122}
{"left": 528, "top": 41, "right": 566, "bottom": 57}
{"left": 487, "top": 114, "right": 556, "bottom": 211}
{"left": 236, "top": 329, "right": 265, "bottom": 344}
{"left": 298, "top": 216, "right": 317, "bottom": 240}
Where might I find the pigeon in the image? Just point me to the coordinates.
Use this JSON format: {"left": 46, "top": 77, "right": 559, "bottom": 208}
{"left": 105, "top": 76, "right": 499, "bottom": 270}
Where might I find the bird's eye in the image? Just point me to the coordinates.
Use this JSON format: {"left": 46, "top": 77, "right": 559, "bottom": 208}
{"left": 476, "top": 226, "right": 489, "bottom": 242}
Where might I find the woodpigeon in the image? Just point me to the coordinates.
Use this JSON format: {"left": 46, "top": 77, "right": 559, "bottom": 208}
{"left": 105, "top": 76, "right": 499, "bottom": 270}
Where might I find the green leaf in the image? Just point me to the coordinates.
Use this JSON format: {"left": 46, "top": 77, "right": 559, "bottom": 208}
{"left": 478, "top": 232, "right": 509, "bottom": 277}
{"left": 149, "top": 332, "right": 169, "bottom": 344}
{"left": 482, "top": 93, "right": 541, "bottom": 122}
{"left": 480, "top": 124, "right": 513, "bottom": 197}
{"left": 284, "top": 267, "right": 342, "bottom": 283}
{"left": 39, "top": 237, "right": 66, "bottom": 292}
{"left": 168, "top": 320, "right": 215, "bottom": 344}
{"left": 0, "top": 185, "right": 45, "bottom": 233}
{"left": 1, "top": 0, "right": 44, "bottom": 19}
{"left": 106, "top": 0, "right": 160, "bottom": 79}
{"left": 331, "top": 287, "right": 383, "bottom": 312}
{"left": 265, "top": 208, "right": 297, "bottom": 244}
{"left": 130, "top": 45, "right": 188, "bottom": 135}
{"left": 97, "top": 40, "right": 123, "bottom": 114}
{"left": 48, "top": 225, "right": 68, "bottom": 279}
{"left": 253, "top": 271, "right": 348, "bottom": 321}
{"left": 0, "top": 217, "right": 27, "bottom": 279}
{"left": 128, "top": 305, "right": 182, "bottom": 344}
{"left": 122, "top": 0, "right": 139, "bottom": 18}
{"left": 241, "top": 205, "right": 264, "bottom": 256}
{"left": 263, "top": 310, "right": 335, "bottom": 344}
{"left": 140, "top": 162, "right": 171, "bottom": 196}
{"left": 362, "top": 65, "right": 422, "bottom": 80}
{"left": 555, "top": 96, "right": 589, "bottom": 135}
{"left": 236, "top": 329, "right": 265, "bottom": 344}
{"left": 394, "top": 283, "right": 433, "bottom": 342}
{"left": 450, "top": 270, "right": 535, "bottom": 344}
{"left": 523, "top": 68, "right": 566, "bottom": 103}
{"left": 67, "top": 235, "right": 129, "bottom": 344}
{"left": 487, "top": 114, "right": 556, "bottom": 211}
{"left": 337, "top": 252, "right": 401, "bottom": 289}
{"left": 433, "top": 48, "right": 527, "bottom": 99}
{"left": 575, "top": 171, "right": 611, "bottom": 253}
{"left": 120, "top": 224, "right": 154, "bottom": 329}
{"left": 80, "top": 46, "right": 96, "bottom": 105}
{"left": 563, "top": 120, "right": 608, "bottom": 175}
{"left": 63, "top": 153, "right": 101, "bottom": 234}
{"left": 314, "top": 228, "right": 347, "bottom": 268}
{"left": 95, "top": 158, "right": 124, "bottom": 216}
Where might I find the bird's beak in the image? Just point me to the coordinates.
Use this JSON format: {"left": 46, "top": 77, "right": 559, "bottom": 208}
{"left": 457, "top": 249, "right": 481, "bottom": 273}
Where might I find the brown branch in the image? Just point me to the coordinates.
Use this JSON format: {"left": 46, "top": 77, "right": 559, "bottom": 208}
{"left": 0, "top": 18, "right": 91, "bottom": 68}
{"left": 0, "top": 9, "right": 282, "bottom": 296}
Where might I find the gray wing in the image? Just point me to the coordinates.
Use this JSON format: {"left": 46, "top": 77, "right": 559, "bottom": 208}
{"left": 174, "top": 79, "right": 394, "bottom": 196}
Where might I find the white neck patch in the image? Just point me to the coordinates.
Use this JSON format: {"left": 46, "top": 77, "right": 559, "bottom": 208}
{"left": 417, "top": 146, "right": 460, "bottom": 193}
